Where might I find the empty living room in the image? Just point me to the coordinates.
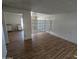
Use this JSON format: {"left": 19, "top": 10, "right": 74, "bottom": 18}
{"left": 2, "top": 0, "right": 77, "bottom": 59}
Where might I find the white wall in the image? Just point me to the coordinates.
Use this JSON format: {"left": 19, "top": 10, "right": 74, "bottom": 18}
{"left": 2, "top": 11, "right": 9, "bottom": 44}
{"left": 2, "top": 26, "right": 7, "bottom": 59}
{"left": 23, "top": 11, "right": 32, "bottom": 39}
{"left": 50, "top": 12, "right": 77, "bottom": 44}
{"left": 4, "top": 12, "right": 22, "bottom": 25}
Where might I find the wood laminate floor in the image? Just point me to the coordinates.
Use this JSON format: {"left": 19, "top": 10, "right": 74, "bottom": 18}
{"left": 7, "top": 31, "right": 77, "bottom": 59}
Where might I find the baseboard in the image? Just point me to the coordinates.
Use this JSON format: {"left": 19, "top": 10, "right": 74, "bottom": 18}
{"left": 46, "top": 31, "right": 66, "bottom": 39}
{"left": 24, "top": 39, "right": 32, "bottom": 50}
{"left": 47, "top": 31, "right": 77, "bottom": 44}
{"left": 24, "top": 38, "right": 32, "bottom": 40}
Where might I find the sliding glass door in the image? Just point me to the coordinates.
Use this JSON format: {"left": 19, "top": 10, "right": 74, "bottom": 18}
{"left": 31, "top": 12, "right": 54, "bottom": 34}
{"left": 32, "top": 19, "right": 52, "bottom": 33}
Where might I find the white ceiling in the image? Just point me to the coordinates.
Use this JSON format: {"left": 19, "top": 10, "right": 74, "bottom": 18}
{"left": 2, "top": 0, "right": 77, "bottom": 14}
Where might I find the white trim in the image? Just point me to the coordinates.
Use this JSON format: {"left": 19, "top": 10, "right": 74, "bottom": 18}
{"left": 47, "top": 31, "right": 76, "bottom": 44}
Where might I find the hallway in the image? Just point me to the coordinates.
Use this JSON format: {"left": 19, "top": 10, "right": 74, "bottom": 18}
{"left": 7, "top": 31, "right": 76, "bottom": 59}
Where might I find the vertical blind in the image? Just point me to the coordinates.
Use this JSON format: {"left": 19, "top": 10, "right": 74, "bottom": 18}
{"left": 32, "top": 20, "right": 52, "bottom": 33}
{"left": 31, "top": 12, "right": 54, "bottom": 34}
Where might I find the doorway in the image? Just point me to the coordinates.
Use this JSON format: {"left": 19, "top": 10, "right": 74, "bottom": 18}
{"left": 3, "top": 12, "right": 24, "bottom": 58}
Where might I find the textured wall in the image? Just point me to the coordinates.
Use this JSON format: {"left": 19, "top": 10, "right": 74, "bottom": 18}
{"left": 50, "top": 12, "right": 77, "bottom": 44}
